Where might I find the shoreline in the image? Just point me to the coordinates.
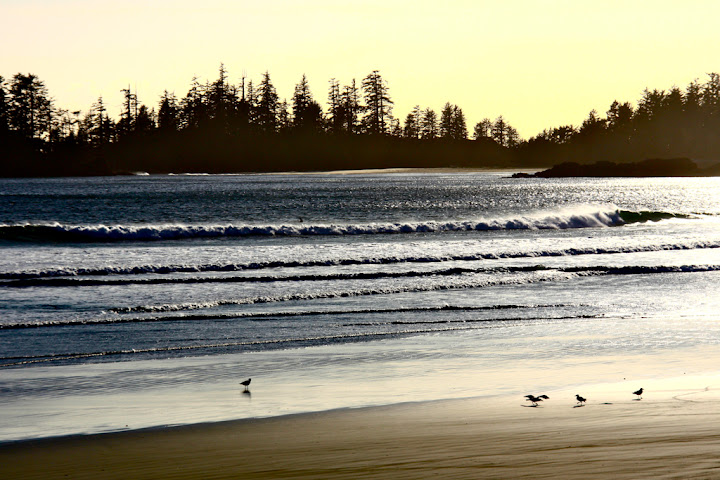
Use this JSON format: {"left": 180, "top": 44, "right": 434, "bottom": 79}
{"left": 3, "top": 374, "right": 720, "bottom": 479}
{"left": 155, "top": 167, "right": 527, "bottom": 176}
{"left": 274, "top": 167, "right": 528, "bottom": 175}
{"left": 3, "top": 167, "right": 531, "bottom": 179}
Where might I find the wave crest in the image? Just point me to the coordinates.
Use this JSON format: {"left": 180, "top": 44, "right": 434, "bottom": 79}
{"left": 0, "top": 207, "right": 637, "bottom": 243}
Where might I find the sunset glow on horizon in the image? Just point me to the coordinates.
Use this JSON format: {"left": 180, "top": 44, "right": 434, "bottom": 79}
{"left": 3, "top": 0, "right": 720, "bottom": 138}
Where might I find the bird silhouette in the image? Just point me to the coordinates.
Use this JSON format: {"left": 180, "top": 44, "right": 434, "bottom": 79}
{"left": 240, "top": 378, "right": 251, "bottom": 391}
{"left": 575, "top": 394, "right": 587, "bottom": 405}
{"left": 525, "top": 394, "right": 549, "bottom": 406}
{"left": 633, "top": 387, "right": 643, "bottom": 400}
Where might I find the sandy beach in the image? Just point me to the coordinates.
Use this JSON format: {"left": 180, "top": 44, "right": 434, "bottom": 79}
{"left": 3, "top": 375, "right": 720, "bottom": 480}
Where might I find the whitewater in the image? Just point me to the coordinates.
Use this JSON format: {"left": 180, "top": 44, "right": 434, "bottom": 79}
{"left": 2, "top": 172, "right": 720, "bottom": 441}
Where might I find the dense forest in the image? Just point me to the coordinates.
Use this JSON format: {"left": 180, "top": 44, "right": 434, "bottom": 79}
{"left": 1, "top": 65, "right": 720, "bottom": 176}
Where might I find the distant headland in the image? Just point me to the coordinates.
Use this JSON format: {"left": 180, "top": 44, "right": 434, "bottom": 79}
{"left": 512, "top": 158, "right": 720, "bottom": 178}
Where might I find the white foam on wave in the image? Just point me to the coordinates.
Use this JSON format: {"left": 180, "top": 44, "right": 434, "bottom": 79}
{"left": 0, "top": 205, "right": 625, "bottom": 242}
{"left": 4, "top": 238, "right": 720, "bottom": 280}
{"left": 110, "top": 270, "right": 577, "bottom": 314}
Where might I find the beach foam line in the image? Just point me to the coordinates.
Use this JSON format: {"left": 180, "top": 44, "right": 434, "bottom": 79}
{"left": 3, "top": 263, "right": 720, "bottom": 288}
{"left": 106, "top": 270, "right": 575, "bottom": 314}
{"left": 0, "top": 265, "right": 551, "bottom": 287}
{"left": 3, "top": 239, "right": 720, "bottom": 280}
{"left": 0, "top": 303, "right": 578, "bottom": 329}
{"left": 0, "top": 265, "right": 564, "bottom": 288}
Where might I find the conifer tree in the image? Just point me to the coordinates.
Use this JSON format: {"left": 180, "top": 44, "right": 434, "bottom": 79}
{"left": 117, "top": 87, "right": 138, "bottom": 137}
{"left": 0, "top": 76, "right": 8, "bottom": 135}
{"left": 341, "top": 80, "right": 361, "bottom": 134}
{"left": 179, "top": 77, "right": 207, "bottom": 130}
{"left": 420, "top": 108, "right": 438, "bottom": 139}
{"left": 606, "top": 101, "right": 633, "bottom": 133}
{"left": 134, "top": 104, "right": 155, "bottom": 135}
{"left": 439, "top": 103, "right": 467, "bottom": 140}
{"left": 89, "top": 97, "right": 110, "bottom": 145}
{"left": 7, "top": 73, "right": 53, "bottom": 140}
{"left": 158, "top": 91, "right": 179, "bottom": 132}
{"left": 209, "top": 63, "right": 235, "bottom": 128}
{"left": 403, "top": 105, "right": 422, "bottom": 139}
{"left": 327, "top": 78, "right": 343, "bottom": 134}
{"left": 361, "top": 71, "right": 392, "bottom": 134}
{"left": 277, "top": 99, "right": 291, "bottom": 132}
{"left": 292, "top": 74, "right": 323, "bottom": 132}
{"left": 473, "top": 118, "right": 493, "bottom": 140}
{"left": 256, "top": 71, "right": 279, "bottom": 133}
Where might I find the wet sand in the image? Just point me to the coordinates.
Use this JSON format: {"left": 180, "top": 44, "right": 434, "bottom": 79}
{"left": 3, "top": 377, "right": 720, "bottom": 479}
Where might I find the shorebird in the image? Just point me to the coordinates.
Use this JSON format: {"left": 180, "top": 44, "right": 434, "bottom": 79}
{"left": 633, "top": 387, "right": 643, "bottom": 400}
{"left": 525, "top": 394, "right": 549, "bottom": 406}
{"left": 575, "top": 394, "right": 587, "bottom": 405}
{"left": 240, "top": 378, "right": 251, "bottom": 391}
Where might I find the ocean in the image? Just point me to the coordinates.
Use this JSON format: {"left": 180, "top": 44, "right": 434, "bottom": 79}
{"left": 2, "top": 171, "right": 720, "bottom": 442}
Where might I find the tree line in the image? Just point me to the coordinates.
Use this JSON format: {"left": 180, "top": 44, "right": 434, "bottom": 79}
{"left": 1, "top": 65, "right": 720, "bottom": 176}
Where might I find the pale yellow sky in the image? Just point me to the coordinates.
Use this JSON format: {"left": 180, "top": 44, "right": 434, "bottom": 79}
{"left": 2, "top": 0, "right": 720, "bottom": 138}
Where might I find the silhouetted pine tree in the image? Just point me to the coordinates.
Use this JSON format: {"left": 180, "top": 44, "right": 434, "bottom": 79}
{"left": 361, "top": 71, "right": 392, "bottom": 135}
{"left": 490, "top": 116, "right": 519, "bottom": 147}
{"left": 158, "top": 91, "right": 179, "bottom": 132}
{"left": 255, "top": 71, "right": 278, "bottom": 133}
{"left": 134, "top": 105, "right": 155, "bottom": 136}
{"left": 420, "top": 108, "right": 438, "bottom": 139}
{"left": 439, "top": 103, "right": 467, "bottom": 141}
{"left": 472, "top": 119, "right": 488, "bottom": 140}
{"left": 292, "top": 74, "right": 323, "bottom": 133}
{"left": 7, "top": 73, "right": 53, "bottom": 141}
{"left": 341, "top": 80, "right": 361, "bottom": 134}
{"left": 326, "top": 78, "right": 343, "bottom": 134}
{"left": 179, "top": 77, "right": 207, "bottom": 130}
{"left": 86, "top": 97, "right": 111, "bottom": 146}
{"left": 0, "top": 76, "right": 9, "bottom": 136}
{"left": 401, "top": 105, "right": 421, "bottom": 139}
{"left": 116, "top": 87, "right": 138, "bottom": 139}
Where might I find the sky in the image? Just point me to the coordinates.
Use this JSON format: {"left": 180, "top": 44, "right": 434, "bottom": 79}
{"left": 3, "top": 0, "right": 720, "bottom": 139}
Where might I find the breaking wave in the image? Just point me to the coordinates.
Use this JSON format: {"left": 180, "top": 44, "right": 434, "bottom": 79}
{"left": 0, "top": 207, "right": 683, "bottom": 244}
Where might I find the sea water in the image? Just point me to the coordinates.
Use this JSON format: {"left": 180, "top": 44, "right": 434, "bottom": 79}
{"left": 1, "top": 172, "right": 720, "bottom": 441}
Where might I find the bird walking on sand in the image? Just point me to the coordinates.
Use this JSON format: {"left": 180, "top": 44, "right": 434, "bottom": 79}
{"left": 575, "top": 394, "right": 587, "bottom": 405}
{"left": 525, "top": 394, "right": 549, "bottom": 406}
{"left": 633, "top": 388, "right": 643, "bottom": 400}
{"left": 240, "top": 378, "right": 251, "bottom": 391}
